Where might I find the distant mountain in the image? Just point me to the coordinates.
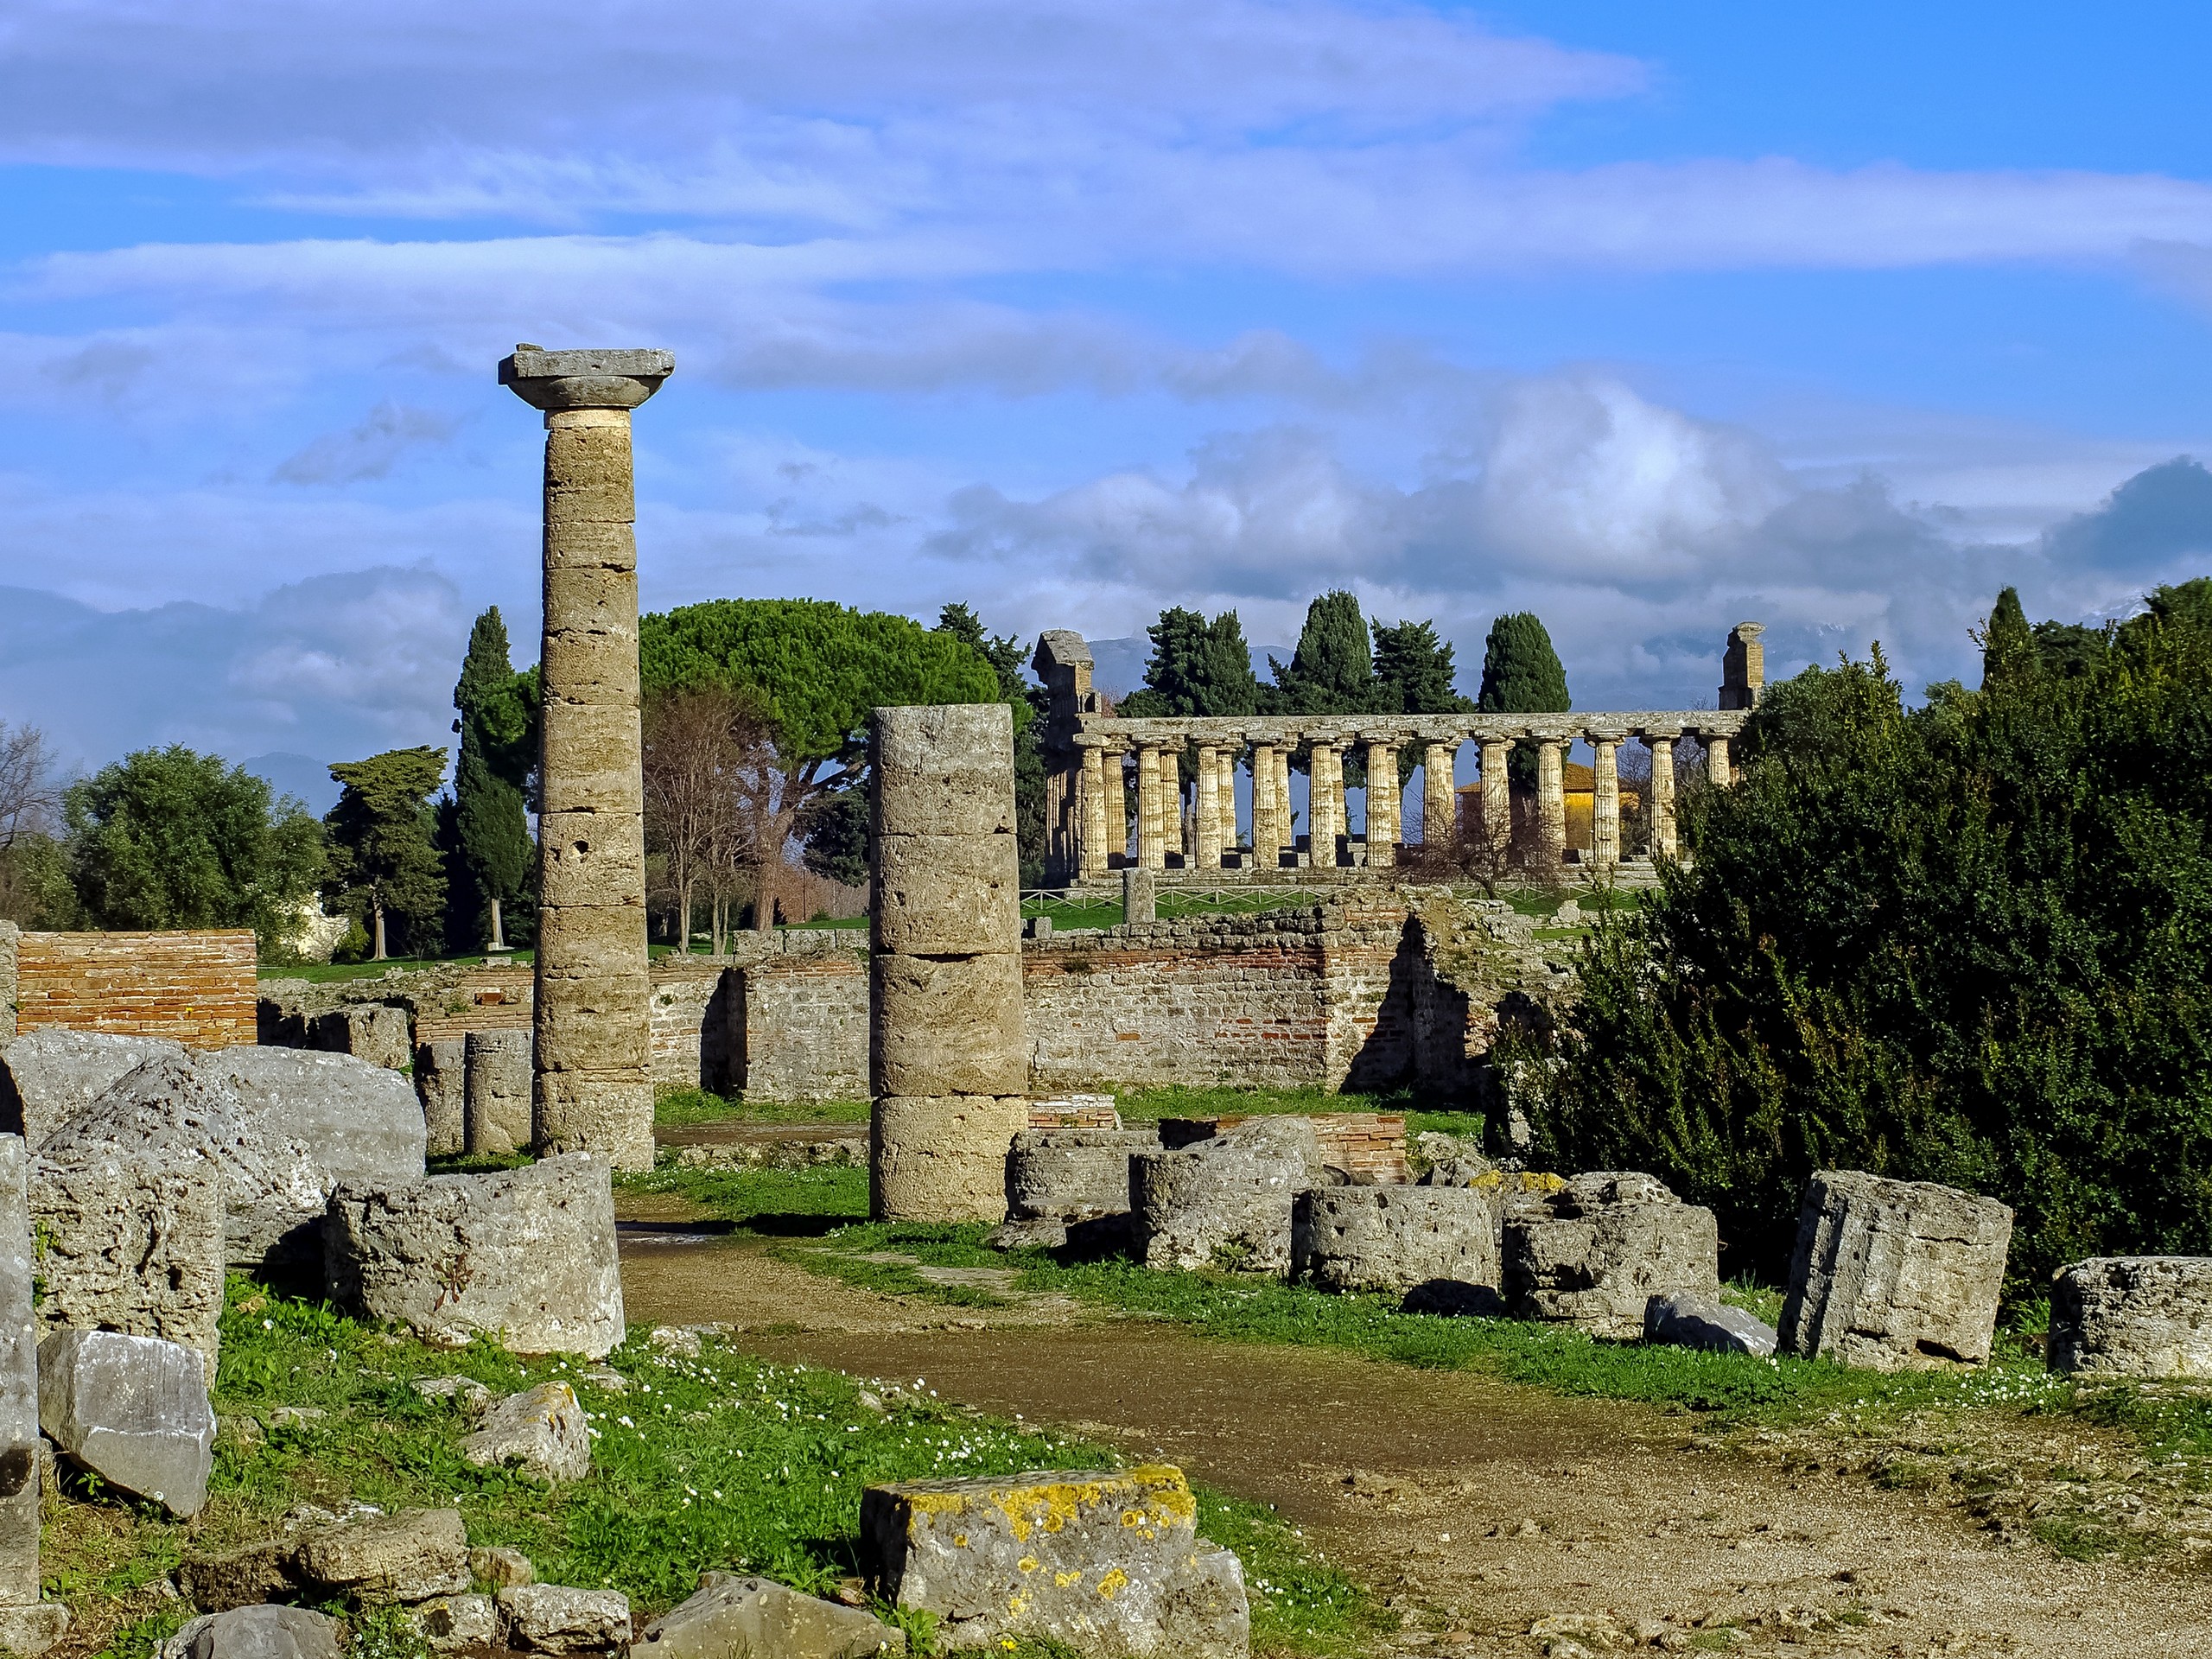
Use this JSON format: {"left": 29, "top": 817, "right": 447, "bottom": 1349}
{"left": 1084, "top": 637, "right": 1292, "bottom": 705}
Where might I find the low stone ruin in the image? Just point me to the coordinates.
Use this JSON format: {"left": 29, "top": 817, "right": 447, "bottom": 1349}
{"left": 1504, "top": 1173, "right": 1719, "bottom": 1338}
{"left": 2049, "top": 1256, "right": 2212, "bottom": 1378}
{"left": 466, "top": 1028, "right": 533, "bottom": 1154}
{"left": 1777, "top": 1170, "right": 2012, "bottom": 1370}
{"left": 634, "top": 1572, "right": 906, "bottom": 1659}
{"left": 996, "top": 1124, "right": 1162, "bottom": 1246}
{"left": 311, "top": 1005, "right": 412, "bottom": 1071}
{"left": 415, "top": 1037, "right": 465, "bottom": 1156}
{"left": 862, "top": 1464, "right": 1247, "bottom": 1657}
{"left": 0, "top": 1030, "right": 186, "bottom": 1146}
{"left": 1292, "top": 1185, "right": 1501, "bottom": 1296}
{"left": 1131, "top": 1116, "right": 1323, "bottom": 1273}
{"left": 1644, "top": 1290, "right": 1777, "bottom": 1357}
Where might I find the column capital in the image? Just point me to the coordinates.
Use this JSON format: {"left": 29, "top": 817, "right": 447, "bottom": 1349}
{"left": 500, "top": 345, "right": 675, "bottom": 412}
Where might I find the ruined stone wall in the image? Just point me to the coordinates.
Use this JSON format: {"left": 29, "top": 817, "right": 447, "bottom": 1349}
{"left": 15, "top": 930, "right": 257, "bottom": 1049}
{"left": 735, "top": 951, "right": 869, "bottom": 1103}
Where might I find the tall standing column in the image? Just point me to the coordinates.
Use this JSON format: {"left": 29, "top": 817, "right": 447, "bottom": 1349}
{"left": 1592, "top": 738, "right": 1621, "bottom": 868}
{"left": 1707, "top": 734, "right": 1732, "bottom": 788}
{"left": 1273, "top": 747, "right": 1294, "bottom": 865}
{"left": 1535, "top": 741, "right": 1567, "bottom": 869}
{"left": 1421, "top": 741, "right": 1457, "bottom": 853}
{"left": 1480, "top": 740, "right": 1511, "bottom": 865}
{"left": 1363, "top": 741, "right": 1400, "bottom": 868}
{"left": 1308, "top": 742, "right": 1343, "bottom": 866}
{"left": 870, "top": 704, "right": 1027, "bottom": 1221}
{"left": 501, "top": 346, "right": 671, "bottom": 1172}
{"left": 1649, "top": 736, "right": 1678, "bottom": 860}
{"left": 1134, "top": 744, "right": 1166, "bottom": 869}
{"left": 1077, "top": 741, "right": 1109, "bottom": 880}
{"left": 1192, "top": 745, "right": 1222, "bottom": 871}
{"left": 1249, "top": 743, "right": 1281, "bottom": 868}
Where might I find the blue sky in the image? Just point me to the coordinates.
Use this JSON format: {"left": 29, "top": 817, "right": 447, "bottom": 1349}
{"left": 7, "top": 1, "right": 2212, "bottom": 803}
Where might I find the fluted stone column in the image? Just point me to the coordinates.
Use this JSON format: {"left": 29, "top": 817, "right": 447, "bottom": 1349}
{"left": 870, "top": 703, "right": 1027, "bottom": 1221}
{"left": 1535, "top": 741, "right": 1567, "bottom": 869}
{"left": 1273, "top": 747, "right": 1294, "bottom": 866}
{"left": 1077, "top": 741, "right": 1109, "bottom": 879}
{"left": 1135, "top": 744, "right": 1166, "bottom": 870}
{"left": 501, "top": 345, "right": 671, "bottom": 1172}
{"left": 1421, "top": 741, "right": 1457, "bottom": 853}
{"left": 1592, "top": 738, "right": 1621, "bottom": 868}
{"left": 1707, "top": 734, "right": 1732, "bottom": 788}
{"left": 1249, "top": 743, "right": 1281, "bottom": 868}
{"left": 1192, "top": 745, "right": 1223, "bottom": 871}
{"left": 1308, "top": 742, "right": 1344, "bottom": 866}
{"left": 1363, "top": 741, "right": 1400, "bottom": 868}
{"left": 1480, "top": 739, "right": 1511, "bottom": 865}
{"left": 1649, "top": 736, "right": 1678, "bottom": 860}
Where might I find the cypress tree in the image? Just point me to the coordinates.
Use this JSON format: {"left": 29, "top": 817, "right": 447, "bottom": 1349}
{"left": 1980, "top": 587, "right": 2037, "bottom": 691}
{"left": 1268, "top": 590, "right": 1376, "bottom": 715}
{"left": 1372, "top": 619, "right": 1470, "bottom": 715}
{"left": 450, "top": 607, "right": 537, "bottom": 952}
{"left": 1477, "top": 612, "right": 1571, "bottom": 789}
{"left": 324, "top": 747, "right": 448, "bottom": 960}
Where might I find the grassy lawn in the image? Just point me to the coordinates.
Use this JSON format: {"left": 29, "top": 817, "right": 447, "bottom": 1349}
{"left": 655, "top": 1089, "right": 871, "bottom": 1128}
{"left": 258, "top": 955, "right": 527, "bottom": 984}
{"left": 54, "top": 1278, "right": 1382, "bottom": 1659}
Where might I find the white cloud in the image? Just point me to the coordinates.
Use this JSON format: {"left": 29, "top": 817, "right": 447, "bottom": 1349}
{"left": 273, "top": 403, "right": 459, "bottom": 485}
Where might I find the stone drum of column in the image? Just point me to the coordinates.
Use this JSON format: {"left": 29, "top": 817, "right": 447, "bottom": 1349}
{"left": 871, "top": 703, "right": 1028, "bottom": 1221}
{"left": 499, "top": 345, "right": 673, "bottom": 1173}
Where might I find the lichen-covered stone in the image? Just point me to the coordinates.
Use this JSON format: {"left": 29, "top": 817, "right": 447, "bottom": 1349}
{"left": 873, "top": 833, "right": 1020, "bottom": 957}
{"left": 1643, "top": 1291, "right": 1777, "bottom": 1357}
{"left": 38, "top": 1328, "right": 215, "bottom": 1516}
{"left": 203, "top": 1046, "right": 427, "bottom": 1198}
{"left": 869, "top": 705, "right": 1016, "bottom": 840}
{"left": 1131, "top": 1117, "right": 1321, "bottom": 1274}
{"left": 0, "top": 1136, "right": 41, "bottom": 1615}
{"left": 1005, "top": 1128, "right": 1159, "bottom": 1221}
{"left": 461, "top": 1383, "right": 592, "bottom": 1483}
{"left": 323, "top": 1154, "right": 624, "bottom": 1358}
{"left": 1505, "top": 1173, "right": 1719, "bottom": 1338}
{"left": 465, "top": 1030, "right": 532, "bottom": 1155}
{"left": 633, "top": 1573, "right": 906, "bottom": 1659}
{"left": 871, "top": 1097, "right": 1028, "bottom": 1224}
{"left": 292, "top": 1507, "right": 471, "bottom": 1605}
{"left": 409, "top": 1593, "right": 499, "bottom": 1652}
{"left": 498, "top": 1584, "right": 632, "bottom": 1652}
{"left": 311, "top": 1005, "right": 413, "bottom": 1071}
{"left": 861, "top": 1465, "right": 1248, "bottom": 1657}
{"left": 1293, "top": 1185, "right": 1500, "bottom": 1295}
{"left": 2049, "top": 1256, "right": 2212, "bottom": 1378}
{"left": 415, "top": 1039, "right": 466, "bottom": 1158}
{"left": 870, "top": 954, "right": 1026, "bottom": 1099}
{"left": 0, "top": 1031, "right": 185, "bottom": 1148}
{"left": 163, "top": 1605, "right": 340, "bottom": 1659}
{"left": 30, "top": 1151, "right": 225, "bottom": 1365}
{"left": 1777, "top": 1169, "right": 2012, "bottom": 1370}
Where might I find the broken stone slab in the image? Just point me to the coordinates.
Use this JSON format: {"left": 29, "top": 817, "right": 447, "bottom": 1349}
{"left": 461, "top": 1383, "right": 592, "bottom": 1483}
{"left": 200, "top": 1046, "right": 428, "bottom": 1198}
{"left": 30, "top": 1149, "right": 226, "bottom": 1367}
{"left": 1504, "top": 1173, "right": 1720, "bottom": 1339}
{"left": 38, "top": 1327, "right": 215, "bottom": 1517}
{"left": 2049, "top": 1256, "right": 2212, "bottom": 1378}
{"left": 415, "top": 1039, "right": 466, "bottom": 1158}
{"left": 0, "top": 1134, "right": 47, "bottom": 1633}
{"left": 176, "top": 1541, "right": 301, "bottom": 1614}
{"left": 1643, "top": 1292, "right": 1778, "bottom": 1357}
{"left": 0, "top": 1604, "right": 70, "bottom": 1656}
{"left": 464, "top": 1030, "right": 532, "bottom": 1156}
{"left": 1130, "top": 1116, "right": 1322, "bottom": 1274}
{"left": 861, "top": 1465, "right": 1248, "bottom": 1658}
{"left": 1293, "top": 1185, "right": 1501, "bottom": 1295}
{"left": 162, "top": 1605, "right": 341, "bottom": 1659}
{"left": 497, "top": 1585, "right": 632, "bottom": 1653}
{"left": 324, "top": 1154, "right": 624, "bottom": 1358}
{"left": 0, "top": 1030, "right": 185, "bottom": 1148}
{"left": 1777, "top": 1170, "right": 2012, "bottom": 1370}
{"left": 632, "top": 1572, "right": 906, "bottom": 1659}
{"left": 409, "top": 1593, "right": 500, "bottom": 1653}
{"left": 1005, "top": 1128, "right": 1159, "bottom": 1221}
{"left": 292, "top": 1506, "right": 472, "bottom": 1605}
{"left": 311, "top": 1004, "right": 413, "bottom": 1071}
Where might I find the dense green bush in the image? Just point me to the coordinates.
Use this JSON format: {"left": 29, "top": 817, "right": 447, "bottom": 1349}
{"left": 1533, "top": 586, "right": 2212, "bottom": 1291}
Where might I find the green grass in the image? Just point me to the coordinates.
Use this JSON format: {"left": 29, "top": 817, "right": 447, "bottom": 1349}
{"left": 655, "top": 1088, "right": 871, "bottom": 1128}
{"left": 1109, "top": 1084, "right": 1455, "bottom": 1124}
{"left": 53, "top": 1278, "right": 1379, "bottom": 1659}
{"left": 258, "top": 954, "right": 525, "bottom": 984}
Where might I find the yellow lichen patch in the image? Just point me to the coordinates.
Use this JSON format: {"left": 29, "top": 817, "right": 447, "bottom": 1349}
{"left": 1054, "top": 1571, "right": 1084, "bottom": 1588}
{"left": 988, "top": 1478, "right": 1113, "bottom": 1543}
{"left": 954, "top": 1534, "right": 969, "bottom": 1548}
{"left": 1007, "top": 1592, "right": 1029, "bottom": 1616}
{"left": 1018, "top": 1556, "right": 1039, "bottom": 1573}
{"left": 1096, "top": 1568, "right": 1129, "bottom": 1600}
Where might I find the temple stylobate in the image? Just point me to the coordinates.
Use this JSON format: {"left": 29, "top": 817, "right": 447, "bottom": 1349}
{"left": 1032, "top": 623, "right": 1765, "bottom": 886}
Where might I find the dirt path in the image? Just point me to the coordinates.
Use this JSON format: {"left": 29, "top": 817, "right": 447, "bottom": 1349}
{"left": 618, "top": 1219, "right": 2212, "bottom": 1657}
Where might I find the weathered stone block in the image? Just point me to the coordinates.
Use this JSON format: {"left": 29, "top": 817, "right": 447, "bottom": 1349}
{"left": 293, "top": 1507, "right": 472, "bottom": 1605}
{"left": 1643, "top": 1291, "right": 1777, "bottom": 1357}
{"left": 1005, "top": 1128, "right": 1159, "bottom": 1221}
{"left": 311, "top": 1004, "right": 413, "bottom": 1071}
{"left": 633, "top": 1573, "right": 906, "bottom": 1659}
{"left": 0, "top": 1030, "right": 186, "bottom": 1148}
{"left": 0, "top": 1603, "right": 69, "bottom": 1656}
{"left": 2049, "top": 1256, "right": 2212, "bottom": 1378}
{"left": 461, "top": 1382, "right": 592, "bottom": 1483}
{"left": 1777, "top": 1170, "right": 2012, "bottom": 1370}
{"left": 323, "top": 1154, "right": 625, "bottom": 1358}
{"left": 1505, "top": 1173, "right": 1719, "bottom": 1339}
{"left": 872, "top": 1096, "right": 1029, "bottom": 1223}
{"left": 30, "top": 1151, "right": 226, "bottom": 1365}
{"left": 465, "top": 1030, "right": 533, "bottom": 1154}
{"left": 874, "top": 833, "right": 1020, "bottom": 956}
{"left": 1292, "top": 1185, "right": 1500, "bottom": 1295}
{"left": 163, "top": 1605, "right": 340, "bottom": 1659}
{"left": 201, "top": 1046, "right": 427, "bottom": 1198}
{"left": 38, "top": 1328, "right": 216, "bottom": 1516}
{"left": 870, "top": 952, "right": 1026, "bottom": 1099}
{"left": 0, "top": 1136, "right": 39, "bottom": 1612}
{"left": 410, "top": 1593, "right": 500, "bottom": 1652}
{"left": 416, "top": 1039, "right": 466, "bottom": 1158}
{"left": 1130, "top": 1117, "right": 1320, "bottom": 1274}
{"left": 861, "top": 1465, "right": 1248, "bottom": 1658}
{"left": 870, "top": 704, "right": 1015, "bottom": 839}
{"left": 498, "top": 1584, "right": 632, "bottom": 1652}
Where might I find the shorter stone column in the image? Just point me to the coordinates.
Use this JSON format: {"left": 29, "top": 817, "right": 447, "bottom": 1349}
{"left": 1421, "top": 742, "right": 1457, "bottom": 854}
{"left": 1248, "top": 744, "right": 1278, "bottom": 868}
{"left": 1535, "top": 741, "right": 1567, "bottom": 868}
{"left": 1480, "top": 740, "right": 1511, "bottom": 864}
{"left": 1272, "top": 747, "right": 1294, "bottom": 865}
{"left": 871, "top": 704, "right": 1028, "bottom": 1222}
{"left": 1649, "top": 737, "right": 1677, "bottom": 860}
{"left": 1192, "top": 746, "right": 1223, "bottom": 871}
{"left": 1077, "top": 742, "right": 1109, "bottom": 880}
{"left": 1363, "top": 741, "right": 1400, "bottom": 868}
{"left": 1707, "top": 734, "right": 1732, "bottom": 788}
{"left": 1134, "top": 745, "right": 1166, "bottom": 870}
{"left": 1307, "top": 743, "right": 1343, "bottom": 866}
{"left": 1592, "top": 739, "right": 1621, "bottom": 868}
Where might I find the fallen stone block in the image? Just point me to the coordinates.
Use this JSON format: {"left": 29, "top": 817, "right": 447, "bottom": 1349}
{"left": 177, "top": 1540, "right": 300, "bottom": 1614}
{"left": 464, "top": 1030, "right": 532, "bottom": 1155}
{"left": 324, "top": 1154, "right": 624, "bottom": 1358}
{"left": 30, "top": 1150, "right": 226, "bottom": 1367}
{"left": 200, "top": 1046, "right": 426, "bottom": 1200}
{"left": 0, "top": 1604, "right": 70, "bottom": 1656}
{"left": 1777, "top": 1170, "right": 2012, "bottom": 1370}
{"left": 292, "top": 1507, "right": 472, "bottom": 1606}
{"left": 1505, "top": 1173, "right": 1719, "bottom": 1339}
{"left": 1293, "top": 1185, "right": 1500, "bottom": 1295}
{"left": 38, "top": 1328, "right": 215, "bottom": 1517}
{"left": 162, "top": 1605, "right": 341, "bottom": 1659}
{"left": 461, "top": 1383, "right": 592, "bottom": 1483}
{"left": 410, "top": 1593, "right": 500, "bottom": 1653}
{"left": 1006, "top": 1128, "right": 1158, "bottom": 1221}
{"left": 2049, "top": 1256, "right": 2212, "bottom": 1378}
{"left": 633, "top": 1572, "right": 906, "bottom": 1659}
{"left": 498, "top": 1585, "right": 632, "bottom": 1653}
{"left": 0, "top": 1030, "right": 185, "bottom": 1148}
{"left": 471, "top": 1546, "right": 535, "bottom": 1588}
{"left": 1643, "top": 1292, "right": 1777, "bottom": 1357}
{"left": 1131, "top": 1116, "right": 1321, "bottom": 1274}
{"left": 312, "top": 1004, "right": 413, "bottom": 1071}
{"left": 861, "top": 1465, "right": 1248, "bottom": 1658}
{"left": 415, "top": 1040, "right": 466, "bottom": 1158}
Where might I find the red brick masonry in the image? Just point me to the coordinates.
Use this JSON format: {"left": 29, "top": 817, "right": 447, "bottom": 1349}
{"left": 17, "top": 929, "right": 257, "bottom": 1049}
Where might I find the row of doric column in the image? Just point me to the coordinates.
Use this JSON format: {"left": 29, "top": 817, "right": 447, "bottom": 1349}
{"left": 1067, "top": 727, "right": 1738, "bottom": 880}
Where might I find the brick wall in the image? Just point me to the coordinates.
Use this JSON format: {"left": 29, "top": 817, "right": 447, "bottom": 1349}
{"left": 15, "top": 929, "right": 257, "bottom": 1049}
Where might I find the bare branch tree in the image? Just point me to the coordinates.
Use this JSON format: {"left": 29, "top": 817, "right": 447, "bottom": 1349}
{"left": 0, "top": 722, "right": 60, "bottom": 852}
{"left": 644, "top": 690, "right": 745, "bottom": 953}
